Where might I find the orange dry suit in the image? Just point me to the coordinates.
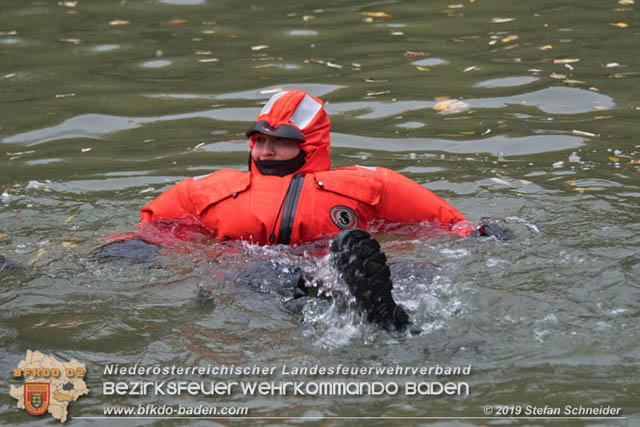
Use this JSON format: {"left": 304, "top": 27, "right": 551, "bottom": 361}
{"left": 140, "top": 90, "right": 471, "bottom": 245}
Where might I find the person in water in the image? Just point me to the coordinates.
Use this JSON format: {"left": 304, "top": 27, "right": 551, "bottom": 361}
{"left": 2, "top": 90, "right": 511, "bottom": 330}
{"left": 138, "top": 89, "right": 471, "bottom": 244}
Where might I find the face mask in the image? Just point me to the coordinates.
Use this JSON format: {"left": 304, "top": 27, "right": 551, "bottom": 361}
{"left": 251, "top": 150, "right": 306, "bottom": 177}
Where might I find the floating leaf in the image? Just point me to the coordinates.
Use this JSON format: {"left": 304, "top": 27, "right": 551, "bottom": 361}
{"left": 59, "top": 38, "right": 80, "bottom": 44}
{"left": 363, "top": 11, "right": 392, "bottom": 18}
{"left": 169, "top": 19, "right": 187, "bottom": 24}
{"left": 491, "top": 177, "right": 512, "bottom": 186}
{"left": 611, "top": 22, "right": 628, "bottom": 28}
{"left": 572, "top": 130, "right": 597, "bottom": 137}
{"left": 490, "top": 17, "right": 514, "bottom": 23}
{"left": 554, "top": 58, "right": 580, "bottom": 64}
{"left": 501, "top": 34, "right": 518, "bottom": 43}
{"left": 619, "top": 0, "right": 634, "bottom": 4}
{"left": 0, "top": 234, "right": 6, "bottom": 239}
{"left": 29, "top": 247, "right": 46, "bottom": 266}
{"left": 460, "top": 131, "right": 475, "bottom": 135}
{"left": 404, "top": 51, "right": 428, "bottom": 57}
{"left": 433, "top": 100, "right": 469, "bottom": 112}
{"left": 609, "top": 156, "right": 620, "bottom": 162}
{"left": 416, "top": 66, "right": 430, "bottom": 72}
{"left": 201, "top": 30, "right": 215, "bottom": 35}
{"left": 540, "top": 45, "right": 552, "bottom": 50}
{"left": 61, "top": 241, "right": 77, "bottom": 248}
{"left": 110, "top": 19, "right": 130, "bottom": 26}
{"left": 390, "top": 31, "right": 404, "bottom": 36}
{"left": 64, "top": 215, "right": 74, "bottom": 224}
{"left": 550, "top": 73, "right": 567, "bottom": 79}
{"left": 629, "top": 159, "right": 640, "bottom": 164}
{"left": 251, "top": 45, "right": 269, "bottom": 51}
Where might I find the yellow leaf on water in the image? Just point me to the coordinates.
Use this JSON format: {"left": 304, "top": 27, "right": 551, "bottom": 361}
{"left": 363, "top": 11, "right": 392, "bottom": 18}
{"left": 364, "top": 17, "right": 373, "bottom": 23}
{"left": 416, "top": 66, "right": 430, "bottom": 72}
{"left": 460, "top": 131, "right": 475, "bottom": 135}
{"left": 201, "top": 30, "right": 215, "bottom": 35}
{"left": 433, "top": 100, "right": 470, "bottom": 112}
{"left": 490, "top": 17, "right": 514, "bottom": 23}
{"left": 567, "top": 180, "right": 577, "bottom": 186}
{"left": 109, "top": 19, "right": 130, "bottom": 26}
{"left": 612, "top": 22, "right": 628, "bottom": 28}
{"left": 404, "top": 51, "right": 428, "bottom": 57}
{"left": 169, "top": 19, "right": 187, "bottom": 24}
{"left": 619, "top": 0, "right": 634, "bottom": 4}
{"left": 609, "top": 156, "right": 620, "bottom": 162}
{"left": 61, "top": 241, "right": 77, "bottom": 248}
{"left": 540, "top": 45, "right": 552, "bottom": 50}
{"left": 64, "top": 215, "right": 74, "bottom": 224}
{"left": 554, "top": 58, "right": 580, "bottom": 64}
{"left": 550, "top": 73, "right": 567, "bottom": 79}
{"left": 501, "top": 35, "right": 518, "bottom": 43}
{"left": 0, "top": 234, "right": 6, "bottom": 239}
{"left": 572, "top": 187, "right": 595, "bottom": 192}
{"left": 29, "top": 247, "right": 46, "bottom": 266}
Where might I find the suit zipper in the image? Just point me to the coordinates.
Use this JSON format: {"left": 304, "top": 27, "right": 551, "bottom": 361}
{"left": 269, "top": 173, "right": 304, "bottom": 244}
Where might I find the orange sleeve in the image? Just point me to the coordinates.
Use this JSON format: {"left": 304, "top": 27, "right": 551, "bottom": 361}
{"left": 375, "top": 168, "right": 467, "bottom": 227}
{"left": 140, "top": 179, "right": 193, "bottom": 223}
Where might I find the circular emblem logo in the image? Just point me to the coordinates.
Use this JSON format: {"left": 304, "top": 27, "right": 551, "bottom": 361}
{"left": 329, "top": 206, "right": 358, "bottom": 230}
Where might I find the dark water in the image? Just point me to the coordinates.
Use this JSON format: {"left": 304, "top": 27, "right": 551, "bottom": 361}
{"left": 1, "top": 0, "right": 639, "bottom": 425}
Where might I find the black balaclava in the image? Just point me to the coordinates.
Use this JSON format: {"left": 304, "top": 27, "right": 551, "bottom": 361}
{"left": 249, "top": 150, "right": 306, "bottom": 177}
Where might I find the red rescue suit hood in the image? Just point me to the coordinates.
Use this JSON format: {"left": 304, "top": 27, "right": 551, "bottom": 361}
{"left": 247, "top": 90, "right": 331, "bottom": 175}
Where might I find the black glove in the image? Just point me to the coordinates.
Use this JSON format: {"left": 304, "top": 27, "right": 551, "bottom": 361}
{"left": 472, "top": 223, "right": 514, "bottom": 240}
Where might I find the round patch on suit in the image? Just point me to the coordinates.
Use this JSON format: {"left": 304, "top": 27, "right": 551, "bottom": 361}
{"left": 329, "top": 205, "right": 358, "bottom": 230}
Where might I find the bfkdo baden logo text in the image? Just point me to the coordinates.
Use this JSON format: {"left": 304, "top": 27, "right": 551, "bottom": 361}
{"left": 10, "top": 350, "right": 89, "bottom": 423}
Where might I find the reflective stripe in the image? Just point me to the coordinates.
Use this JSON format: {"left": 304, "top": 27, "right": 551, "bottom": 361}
{"left": 290, "top": 95, "right": 322, "bottom": 130}
{"left": 260, "top": 91, "right": 288, "bottom": 116}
